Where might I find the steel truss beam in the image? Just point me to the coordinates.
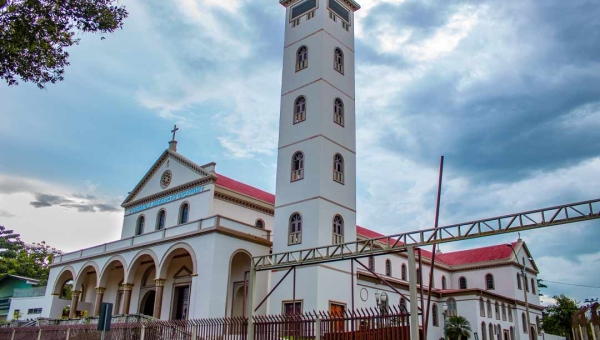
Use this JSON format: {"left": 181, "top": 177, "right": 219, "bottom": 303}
{"left": 253, "top": 198, "right": 600, "bottom": 271}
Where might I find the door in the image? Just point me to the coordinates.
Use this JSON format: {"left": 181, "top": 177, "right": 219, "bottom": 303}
{"left": 172, "top": 285, "right": 190, "bottom": 320}
{"left": 330, "top": 303, "right": 346, "bottom": 332}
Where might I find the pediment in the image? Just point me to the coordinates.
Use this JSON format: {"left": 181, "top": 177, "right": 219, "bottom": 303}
{"left": 121, "top": 150, "right": 213, "bottom": 207}
{"left": 174, "top": 266, "right": 192, "bottom": 278}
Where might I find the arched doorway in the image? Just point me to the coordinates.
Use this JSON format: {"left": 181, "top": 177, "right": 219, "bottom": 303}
{"left": 140, "top": 290, "right": 156, "bottom": 316}
{"left": 74, "top": 263, "right": 99, "bottom": 317}
{"left": 126, "top": 251, "right": 158, "bottom": 317}
{"left": 99, "top": 257, "right": 126, "bottom": 315}
{"left": 228, "top": 251, "right": 251, "bottom": 318}
{"left": 160, "top": 244, "right": 196, "bottom": 320}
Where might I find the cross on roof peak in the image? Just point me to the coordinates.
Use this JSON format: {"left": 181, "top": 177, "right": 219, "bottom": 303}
{"left": 171, "top": 124, "right": 179, "bottom": 141}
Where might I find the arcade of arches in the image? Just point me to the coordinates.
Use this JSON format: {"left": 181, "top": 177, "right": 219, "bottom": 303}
{"left": 51, "top": 245, "right": 253, "bottom": 320}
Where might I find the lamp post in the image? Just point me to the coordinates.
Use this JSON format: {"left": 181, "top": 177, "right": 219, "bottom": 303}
{"left": 443, "top": 303, "right": 448, "bottom": 340}
{"left": 507, "top": 244, "right": 532, "bottom": 340}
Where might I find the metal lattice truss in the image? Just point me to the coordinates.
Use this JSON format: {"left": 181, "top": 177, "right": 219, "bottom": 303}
{"left": 253, "top": 198, "right": 600, "bottom": 271}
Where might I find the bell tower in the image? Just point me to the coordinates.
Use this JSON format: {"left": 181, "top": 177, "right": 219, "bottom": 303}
{"left": 270, "top": 0, "right": 361, "bottom": 314}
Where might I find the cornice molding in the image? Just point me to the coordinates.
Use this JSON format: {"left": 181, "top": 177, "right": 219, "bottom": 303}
{"left": 214, "top": 191, "right": 275, "bottom": 216}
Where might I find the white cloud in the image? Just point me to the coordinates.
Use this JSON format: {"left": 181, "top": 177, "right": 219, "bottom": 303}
{"left": 0, "top": 174, "right": 123, "bottom": 253}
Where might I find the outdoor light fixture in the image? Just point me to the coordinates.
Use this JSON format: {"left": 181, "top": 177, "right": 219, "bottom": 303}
{"left": 375, "top": 291, "right": 389, "bottom": 315}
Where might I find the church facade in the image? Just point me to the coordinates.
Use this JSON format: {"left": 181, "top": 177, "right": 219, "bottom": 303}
{"left": 9, "top": 1, "right": 546, "bottom": 339}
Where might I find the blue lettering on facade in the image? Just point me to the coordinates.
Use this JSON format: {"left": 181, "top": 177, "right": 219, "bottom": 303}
{"left": 126, "top": 186, "right": 204, "bottom": 215}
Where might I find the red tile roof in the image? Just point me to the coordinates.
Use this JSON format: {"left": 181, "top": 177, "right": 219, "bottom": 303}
{"left": 215, "top": 173, "right": 276, "bottom": 204}
{"left": 215, "top": 175, "right": 517, "bottom": 267}
{"left": 436, "top": 242, "right": 517, "bottom": 265}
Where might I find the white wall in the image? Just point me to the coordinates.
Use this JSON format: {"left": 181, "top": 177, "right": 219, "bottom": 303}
{"left": 8, "top": 296, "right": 49, "bottom": 321}
{"left": 212, "top": 199, "right": 273, "bottom": 231}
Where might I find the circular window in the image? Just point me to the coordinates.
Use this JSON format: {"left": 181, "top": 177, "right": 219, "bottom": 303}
{"left": 360, "top": 288, "right": 368, "bottom": 302}
{"left": 160, "top": 170, "right": 172, "bottom": 189}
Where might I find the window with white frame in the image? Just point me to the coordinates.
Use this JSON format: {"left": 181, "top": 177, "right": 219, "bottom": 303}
{"left": 482, "top": 322, "right": 487, "bottom": 340}
{"left": 442, "top": 275, "right": 447, "bottom": 289}
{"left": 508, "top": 306, "right": 513, "bottom": 322}
{"left": 156, "top": 209, "right": 166, "bottom": 230}
{"left": 517, "top": 273, "right": 522, "bottom": 290}
{"left": 296, "top": 46, "right": 308, "bottom": 71}
{"left": 368, "top": 256, "right": 374, "bottom": 271}
{"left": 459, "top": 276, "right": 467, "bottom": 289}
{"left": 385, "top": 259, "right": 391, "bottom": 276}
{"left": 489, "top": 324, "right": 494, "bottom": 340}
{"left": 179, "top": 203, "right": 189, "bottom": 224}
{"left": 495, "top": 302, "right": 500, "bottom": 320}
{"left": 294, "top": 96, "right": 306, "bottom": 123}
{"left": 432, "top": 304, "right": 439, "bottom": 326}
{"left": 480, "top": 298, "right": 485, "bottom": 317}
{"left": 289, "top": 213, "right": 302, "bottom": 245}
{"left": 291, "top": 151, "right": 305, "bottom": 181}
{"left": 502, "top": 303, "right": 507, "bottom": 321}
{"left": 255, "top": 219, "right": 265, "bottom": 229}
{"left": 446, "top": 298, "right": 457, "bottom": 317}
{"left": 522, "top": 313, "right": 528, "bottom": 333}
{"left": 332, "top": 215, "right": 344, "bottom": 244}
{"left": 486, "top": 273, "right": 495, "bottom": 290}
{"left": 334, "top": 48, "right": 344, "bottom": 74}
{"left": 333, "top": 153, "right": 344, "bottom": 183}
{"left": 531, "top": 278, "right": 536, "bottom": 294}
{"left": 401, "top": 264, "right": 407, "bottom": 280}
{"left": 136, "top": 215, "right": 145, "bottom": 235}
{"left": 334, "top": 98, "right": 344, "bottom": 126}
{"left": 487, "top": 299, "right": 492, "bottom": 318}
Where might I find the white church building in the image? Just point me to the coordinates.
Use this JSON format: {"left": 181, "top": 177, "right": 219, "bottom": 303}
{"left": 9, "top": 0, "right": 546, "bottom": 339}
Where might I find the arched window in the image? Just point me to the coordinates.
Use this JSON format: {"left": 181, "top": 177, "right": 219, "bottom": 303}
{"left": 486, "top": 273, "right": 495, "bottom": 290}
{"left": 334, "top": 48, "right": 344, "bottom": 74}
{"left": 531, "top": 278, "right": 536, "bottom": 294}
{"left": 289, "top": 213, "right": 302, "bottom": 245}
{"left": 525, "top": 276, "right": 530, "bottom": 292}
{"left": 489, "top": 323, "right": 494, "bottom": 340}
{"left": 487, "top": 299, "right": 492, "bottom": 317}
{"left": 334, "top": 98, "right": 344, "bottom": 126}
{"left": 296, "top": 46, "right": 308, "bottom": 71}
{"left": 332, "top": 215, "right": 344, "bottom": 244}
{"left": 156, "top": 210, "right": 166, "bottom": 230}
{"left": 522, "top": 313, "right": 528, "bottom": 333}
{"left": 459, "top": 276, "right": 467, "bottom": 289}
{"left": 368, "top": 256, "right": 374, "bottom": 271}
{"left": 441, "top": 276, "right": 447, "bottom": 290}
{"left": 294, "top": 96, "right": 306, "bottom": 123}
{"left": 510, "top": 327, "right": 515, "bottom": 340}
{"left": 255, "top": 219, "right": 265, "bottom": 229}
{"left": 517, "top": 273, "right": 522, "bottom": 290}
{"left": 385, "top": 259, "right": 392, "bottom": 276}
{"left": 502, "top": 303, "right": 507, "bottom": 321}
{"left": 416, "top": 267, "right": 421, "bottom": 284}
{"left": 536, "top": 316, "right": 541, "bottom": 334}
{"left": 179, "top": 203, "right": 189, "bottom": 224}
{"left": 495, "top": 302, "right": 500, "bottom": 320}
{"left": 432, "top": 304, "right": 439, "bottom": 327}
{"left": 291, "top": 151, "right": 305, "bottom": 181}
{"left": 508, "top": 306, "right": 513, "bottom": 322}
{"left": 497, "top": 324, "right": 502, "bottom": 340}
{"left": 333, "top": 153, "right": 344, "bottom": 183}
{"left": 401, "top": 264, "right": 407, "bottom": 280}
{"left": 482, "top": 322, "right": 487, "bottom": 340}
{"left": 480, "top": 298, "right": 485, "bottom": 317}
{"left": 446, "top": 298, "right": 457, "bottom": 317}
{"left": 136, "top": 215, "right": 145, "bottom": 235}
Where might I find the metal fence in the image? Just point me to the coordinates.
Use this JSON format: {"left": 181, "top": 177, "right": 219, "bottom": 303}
{"left": 0, "top": 306, "right": 409, "bottom": 340}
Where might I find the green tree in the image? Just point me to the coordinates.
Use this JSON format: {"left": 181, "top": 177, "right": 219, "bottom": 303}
{"left": 445, "top": 315, "right": 472, "bottom": 340}
{"left": 0, "top": 225, "right": 60, "bottom": 284}
{"left": 0, "top": 0, "right": 128, "bottom": 88}
{"left": 538, "top": 279, "right": 548, "bottom": 296}
{"left": 542, "top": 294, "right": 579, "bottom": 340}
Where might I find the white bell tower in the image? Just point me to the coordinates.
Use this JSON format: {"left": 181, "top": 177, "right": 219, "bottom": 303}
{"left": 270, "top": 0, "right": 360, "bottom": 314}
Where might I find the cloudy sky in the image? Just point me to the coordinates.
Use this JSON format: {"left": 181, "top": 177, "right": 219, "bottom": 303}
{"left": 1, "top": 0, "right": 599, "bottom": 303}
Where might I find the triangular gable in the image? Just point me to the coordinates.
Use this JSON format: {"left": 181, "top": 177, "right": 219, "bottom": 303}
{"left": 122, "top": 150, "right": 213, "bottom": 207}
{"left": 174, "top": 266, "right": 192, "bottom": 278}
